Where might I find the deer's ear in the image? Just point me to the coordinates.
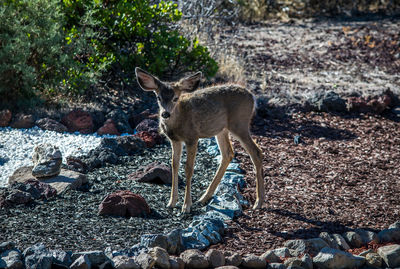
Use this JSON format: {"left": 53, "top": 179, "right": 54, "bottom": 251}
{"left": 135, "top": 67, "right": 158, "bottom": 91}
{"left": 179, "top": 71, "right": 202, "bottom": 92}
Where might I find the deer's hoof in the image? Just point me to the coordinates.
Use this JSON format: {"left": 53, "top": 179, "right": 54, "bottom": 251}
{"left": 198, "top": 194, "right": 211, "bottom": 205}
{"left": 167, "top": 200, "right": 177, "bottom": 208}
{"left": 252, "top": 200, "right": 263, "bottom": 210}
{"left": 181, "top": 204, "right": 192, "bottom": 213}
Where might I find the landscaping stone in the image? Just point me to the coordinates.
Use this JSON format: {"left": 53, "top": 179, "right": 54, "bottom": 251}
{"left": 135, "top": 131, "right": 163, "bottom": 148}
{"left": 365, "top": 252, "right": 382, "bottom": 268}
{"left": 389, "top": 220, "right": 400, "bottom": 229}
{"left": 224, "top": 251, "right": 242, "bottom": 267}
{"left": 0, "top": 242, "right": 16, "bottom": 252}
{"left": 267, "top": 263, "right": 286, "bottom": 269}
{"left": 150, "top": 247, "right": 170, "bottom": 269}
{"left": 70, "top": 255, "right": 91, "bottom": 269}
{"left": 23, "top": 243, "right": 53, "bottom": 269}
{"left": 135, "top": 252, "right": 155, "bottom": 269}
{"left": 0, "top": 249, "right": 23, "bottom": 269}
{"left": 358, "top": 249, "right": 374, "bottom": 257}
{"left": 96, "top": 119, "right": 120, "bottom": 136}
{"left": 284, "top": 253, "right": 312, "bottom": 269}
{"left": 377, "top": 244, "right": 400, "bottom": 268}
{"left": 100, "top": 136, "right": 145, "bottom": 156}
{"left": 272, "top": 247, "right": 291, "bottom": 259}
{"left": 241, "top": 254, "right": 266, "bottom": 269}
{"left": 61, "top": 110, "right": 94, "bottom": 134}
{"left": 215, "top": 266, "right": 239, "bottom": 269}
{"left": 0, "top": 109, "right": 12, "bottom": 127}
{"left": 354, "top": 229, "right": 379, "bottom": 245}
{"left": 284, "top": 238, "right": 329, "bottom": 256}
{"left": 205, "top": 249, "right": 225, "bottom": 268}
{"left": 378, "top": 228, "right": 400, "bottom": 243}
{"left": 98, "top": 190, "right": 151, "bottom": 217}
{"left": 319, "top": 232, "right": 339, "bottom": 249}
{"left": 128, "top": 162, "right": 172, "bottom": 184}
{"left": 112, "top": 256, "right": 140, "bottom": 269}
{"left": 71, "top": 251, "right": 109, "bottom": 267}
{"left": 207, "top": 194, "right": 242, "bottom": 219}
{"left": 179, "top": 249, "right": 209, "bottom": 269}
{"left": 3, "top": 189, "right": 33, "bottom": 206}
{"left": 332, "top": 234, "right": 350, "bottom": 250}
{"left": 51, "top": 249, "right": 72, "bottom": 268}
{"left": 166, "top": 229, "right": 184, "bottom": 255}
{"left": 106, "top": 109, "right": 133, "bottom": 134}
{"left": 308, "top": 91, "right": 347, "bottom": 112}
{"left": 35, "top": 118, "right": 68, "bottom": 133}
{"left": 141, "top": 234, "right": 168, "bottom": 250}
{"left": 260, "top": 250, "right": 281, "bottom": 263}
{"left": 13, "top": 179, "right": 57, "bottom": 199}
{"left": 342, "top": 231, "right": 364, "bottom": 248}
{"left": 32, "top": 144, "right": 62, "bottom": 178}
{"left": 135, "top": 119, "right": 158, "bottom": 133}
{"left": 10, "top": 114, "right": 35, "bottom": 129}
{"left": 169, "top": 257, "right": 184, "bottom": 269}
{"left": 313, "top": 247, "right": 365, "bottom": 269}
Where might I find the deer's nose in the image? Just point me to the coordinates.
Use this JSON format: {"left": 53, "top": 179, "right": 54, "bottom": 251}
{"left": 161, "top": 111, "right": 170, "bottom": 119}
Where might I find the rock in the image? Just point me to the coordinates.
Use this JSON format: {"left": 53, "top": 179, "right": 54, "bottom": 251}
{"left": 10, "top": 113, "right": 35, "bottom": 129}
{"left": 342, "top": 231, "right": 364, "bottom": 248}
{"left": 71, "top": 251, "right": 109, "bottom": 267}
{"left": 96, "top": 119, "right": 120, "bottom": 136}
{"left": 0, "top": 249, "right": 23, "bottom": 269}
{"left": 389, "top": 221, "right": 400, "bottom": 229}
{"left": 100, "top": 136, "right": 145, "bottom": 156}
{"left": 271, "top": 247, "right": 291, "bottom": 259}
{"left": 241, "top": 254, "right": 266, "bottom": 269}
{"left": 377, "top": 244, "right": 400, "bottom": 268}
{"left": 378, "top": 228, "right": 400, "bottom": 243}
{"left": 205, "top": 249, "right": 225, "bottom": 268}
{"left": 23, "top": 243, "right": 53, "bottom": 269}
{"left": 8, "top": 166, "right": 88, "bottom": 194}
{"left": 207, "top": 194, "right": 242, "bottom": 219}
{"left": 128, "top": 162, "right": 172, "bottom": 184}
{"left": 112, "top": 256, "right": 140, "bottom": 269}
{"left": 284, "top": 253, "right": 312, "bottom": 269}
{"left": 61, "top": 110, "right": 94, "bottom": 134}
{"left": 135, "top": 131, "right": 163, "bottom": 148}
{"left": 365, "top": 252, "right": 382, "bottom": 268}
{"left": 3, "top": 189, "right": 33, "bottom": 206}
{"left": 181, "top": 218, "right": 224, "bottom": 250}
{"left": 284, "top": 238, "right": 329, "bottom": 256}
{"left": 267, "top": 263, "right": 286, "bottom": 269}
{"left": 224, "top": 251, "right": 242, "bottom": 267}
{"left": 179, "top": 249, "right": 209, "bottom": 269}
{"left": 0, "top": 109, "right": 12, "bottom": 127}
{"left": 260, "top": 250, "right": 281, "bottom": 263}
{"left": 51, "top": 249, "right": 72, "bottom": 268}
{"left": 32, "top": 143, "right": 62, "bottom": 178}
{"left": 106, "top": 109, "right": 133, "bottom": 134}
{"left": 358, "top": 249, "right": 374, "bottom": 257}
{"left": 0, "top": 242, "right": 16, "bottom": 252}
{"left": 98, "top": 190, "right": 151, "bottom": 217}
{"left": 319, "top": 232, "right": 340, "bottom": 249}
{"left": 332, "top": 233, "right": 350, "bottom": 250}
{"left": 166, "top": 229, "right": 183, "bottom": 255}
{"left": 169, "top": 257, "right": 184, "bottom": 269}
{"left": 35, "top": 118, "right": 68, "bottom": 133}
{"left": 309, "top": 91, "right": 347, "bottom": 112}
{"left": 135, "top": 252, "right": 155, "bottom": 269}
{"left": 13, "top": 179, "right": 57, "bottom": 199}
{"left": 66, "top": 157, "right": 89, "bottom": 174}
{"left": 141, "top": 234, "right": 168, "bottom": 250}
{"left": 135, "top": 119, "right": 158, "bottom": 133}
{"left": 70, "top": 255, "right": 91, "bottom": 269}
{"left": 215, "top": 266, "right": 239, "bottom": 269}
{"left": 313, "top": 247, "right": 365, "bottom": 269}
{"left": 354, "top": 229, "right": 379, "bottom": 245}
{"left": 151, "top": 247, "right": 170, "bottom": 269}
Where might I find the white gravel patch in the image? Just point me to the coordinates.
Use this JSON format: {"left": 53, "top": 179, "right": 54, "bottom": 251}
{"left": 0, "top": 126, "right": 112, "bottom": 187}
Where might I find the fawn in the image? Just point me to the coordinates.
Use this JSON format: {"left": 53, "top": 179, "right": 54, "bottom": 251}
{"left": 135, "top": 67, "right": 265, "bottom": 213}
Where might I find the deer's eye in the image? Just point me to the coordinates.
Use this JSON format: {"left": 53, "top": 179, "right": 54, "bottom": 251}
{"left": 172, "top": 97, "right": 179, "bottom": 102}
{"left": 157, "top": 96, "right": 161, "bottom": 101}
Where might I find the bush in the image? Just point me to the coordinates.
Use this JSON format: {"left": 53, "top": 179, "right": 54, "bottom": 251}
{"left": 62, "top": 0, "right": 218, "bottom": 80}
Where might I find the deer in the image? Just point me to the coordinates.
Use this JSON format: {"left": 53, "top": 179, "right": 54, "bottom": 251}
{"left": 135, "top": 67, "right": 265, "bottom": 213}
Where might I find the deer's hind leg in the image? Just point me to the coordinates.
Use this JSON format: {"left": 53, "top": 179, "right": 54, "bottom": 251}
{"left": 198, "top": 129, "right": 234, "bottom": 204}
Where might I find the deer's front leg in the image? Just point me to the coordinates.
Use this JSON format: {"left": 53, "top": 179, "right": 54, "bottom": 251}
{"left": 167, "top": 140, "right": 182, "bottom": 208}
{"left": 182, "top": 141, "right": 198, "bottom": 213}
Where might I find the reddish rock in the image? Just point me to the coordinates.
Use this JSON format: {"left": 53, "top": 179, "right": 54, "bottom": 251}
{"left": 96, "top": 119, "right": 120, "bottom": 135}
{"left": 347, "top": 97, "right": 369, "bottom": 113}
{"left": 5, "top": 189, "right": 33, "bottom": 205}
{"left": 0, "top": 109, "right": 12, "bottom": 127}
{"left": 25, "top": 179, "right": 57, "bottom": 199}
{"left": 128, "top": 162, "right": 172, "bottom": 184}
{"left": 98, "top": 190, "right": 151, "bottom": 217}
{"left": 10, "top": 113, "right": 35, "bottom": 129}
{"left": 61, "top": 110, "right": 94, "bottom": 134}
{"left": 135, "top": 131, "right": 163, "bottom": 148}
{"left": 135, "top": 119, "right": 159, "bottom": 133}
{"left": 35, "top": 118, "right": 68, "bottom": 133}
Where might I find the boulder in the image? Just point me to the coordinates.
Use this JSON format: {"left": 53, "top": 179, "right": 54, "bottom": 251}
{"left": 70, "top": 255, "right": 91, "bottom": 269}
{"left": 135, "top": 252, "right": 155, "bottom": 269}
{"left": 106, "top": 109, "right": 133, "bottom": 134}
{"left": 342, "top": 231, "right": 364, "bottom": 248}
{"left": 35, "top": 118, "right": 68, "bottom": 133}
{"left": 169, "top": 257, "right": 184, "bottom": 269}
{"left": 1, "top": 189, "right": 33, "bottom": 207}
{"left": 215, "top": 266, "right": 239, "bottom": 269}
{"left": 224, "top": 251, "right": 242, "bottom": 267}
{"left": 179, "top": 249, "right": 209, "bottom": 269}
{"left": 61, "top": 110, "right": 94, "bottom": 134}
{"left": 308, "top": 91, "right": 347, "bottom": 112}
{"left": 354, "top": 229, "right": 379, "bottom": 245}
{"left": 71, "top": 251, "right": 109, "bottom": 267}
{"left": 389, "top": 221, "right": 400, "bottom": 229}
{"left": 128, "top": 162, "right": 172, "bottom": 184}
{"left": 377, "top": 244, "right": 400, "bottom": 268}
{"left": 96, "top": 119, "right": 120, "bottom": 136}
{"left": 313, "top": 247, "right": 365, "bottom": 269}
{"left": 332, "top": 233, "right": 350, "bottom": 250}
{"left": 0, "top": 109, "right": 12, "bottom": 127}
{"left": 284, "top": 253, "right": 312, "bottom": 269}
{"left": 23, "top": 243, "right": 53, "bottom": 269}
{"left": 284, "top": 238, "right": 329, "bottom": 256}
{"left": 0, "top": 249, "right": 23, "bottom": 269}
{"left": 32, "top": 143, "right": 62, "bottom": 178}
{"left": 14, "top": 179, "right": 57, "bottom": 199}
{"left": 271, "top": 247, "right": 291, "bottom": 259}
{"left": 10, "top": 113, "right": 35, "bottom": 129}
{"left": 365, "top": 252, "right": 382, "bottom": 268}
{"left": 319, "top": 232, "right": 340, "bottom": 249}
{"left": 100, "top": 136, "right": 145, "bottom": 156}
{"left": 241, "top": 254, "right": 266, "bottom": 269}
{"left": 8, "top": 166, "right": 88, "bottom": 194}
{"left": 51, "top": 249, "right": 72, "bottom": 268}
{"left": 112, "top": 256, "right": 140, "bottom": 269}
{"left": 260, "top": 250, "right": 281, "bottom": 263}
{"left": 205, "top": 249, "right": 225, "bottom": 268}
{"left": 150, "top": 247, "right": 170, "bottom": 269}
{"left": 267, "top": 263, "right": 286, "bottom": 269}
{"left": 378, "top": 228, "right": 400, "bottom": 243}
{"left": 135, "top": 119, "right": 158, "bottom": 133}
{"left": 166, "top": 229, "right": 184, "bottom": 255}
{"left": 98, "top": 190, "right": 151, "bottom": 217}
{"left": 141, "top": 234, "right": 168, "bottom": 250}
{"left": 135, "top": 131, "right": 163, "bottom": 148}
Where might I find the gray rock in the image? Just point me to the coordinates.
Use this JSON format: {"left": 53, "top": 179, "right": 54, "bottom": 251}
{"left": 284, "top": 254, "right": 313, "bottom": 269}
{"left": 378, "top": 228, "right": 400, "bottom": 243}
{"left": 35, "top": 118, "right": 68, "bottom": 133}
{"left": 112, "top": 256, "right": 140, "bottom": 269}
{"left": 300, "top": 253, "right": 313, "bottom": 269}
{"left": 389, "top": 220, "right": 400, "bottom": 229}
{"left": 241, "top": 254, "right": 266, "bottom": 269}
{"left": 342, "top": 231, "right": 364, "bottom": 248}
{"left": 272, "top": 247, "right": 291, "bottom": 259}
{"left": 0, "top": 249, "right": 23, "bottom": 269}
{"left": 224, "top": 251, "right": 242, "bottom": 267}
{"left": 135, "top": 252, "right": 155, "bottom": 269}
{"left": 268, "top": 263, "right": 286, "bottom": 269}
{"left": 365, "top": 252, "right": 382, "bottom": 268}
{"left": 354, "top": 229, "right": 379, "bottom": 245}
{"left": 51, "top": 249, "right": 72, "bottom": 268}
{"left": 32, "top": 143, "right": 62, "bottom": 178}
{"left": 284, "top": 238, "right": 329, "bottom": 256}
{"left": 151, "top": 247, "right": 170, "bottom": 269}
{"left": 308, "top": 91, "right": 347, "bottom": 112}
{"left": 319, "top": 232, "right": 339, "bottom": 249}
{"left": 377, "top": 244, "right": 400, "bottom": 268}
{"left": 169, "top": 257, "right": 184, "bottom": 269}
{"left": 70, "top": 255, "right": 91, "bottom": 269}
{"left": 106, "top": 109, "right": 133, "bottom": 134}
{"left": 260, "top": 250, "right": 281, "bottom": 263}
{"left": 166, "top": 229, "right": 183, "bottom": 254}
{"left": 205, "top": 249, "right": 225, "bottom": 268}
{"left": 179, "top": 249, "right": 209, "bottom": 269}
{"left": 0, "top": 242, "right": 16, "bottom": 252}
{"left": 71, "top": 251, "right": 108, "bottom": 267}
{"left": 332, "top": 234, "right": 350, "bottom": 250}
{"left": 215, "top": 266, "right": 239, "bottom": 269}
{"left": 313, "top": 247, "right": 365, "bottom": 269}
{"left": 358, "top": 249, "right": 374, "bottom": 257}
{"left": 207, "top": 194, "right": 242, "bottom": 219}
{"left": 5, "top": 189, "right": 33, "bottom": 205}
{"left": 23, "top": 243, "right": 53, "bottom": 269}
{"left": 140, "top": 234, "right": 168, "bottom": 250}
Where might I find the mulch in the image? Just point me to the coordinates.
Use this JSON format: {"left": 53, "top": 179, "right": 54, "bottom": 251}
{"left": 211, "top": 111, "right": 400, "bottom": 255}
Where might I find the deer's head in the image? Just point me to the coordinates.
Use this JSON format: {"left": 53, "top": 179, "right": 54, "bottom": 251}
{"left": 135, "top": 67, "right": 202, "bottom": 119}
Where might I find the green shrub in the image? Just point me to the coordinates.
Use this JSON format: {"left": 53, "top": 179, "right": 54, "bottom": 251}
{"left": 62, "top": 0, "right": 218, "bottom": 80}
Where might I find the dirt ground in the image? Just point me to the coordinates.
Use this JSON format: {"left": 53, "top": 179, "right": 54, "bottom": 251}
{"left": 205, "top": 17, "right": 400, "bottom": 255}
